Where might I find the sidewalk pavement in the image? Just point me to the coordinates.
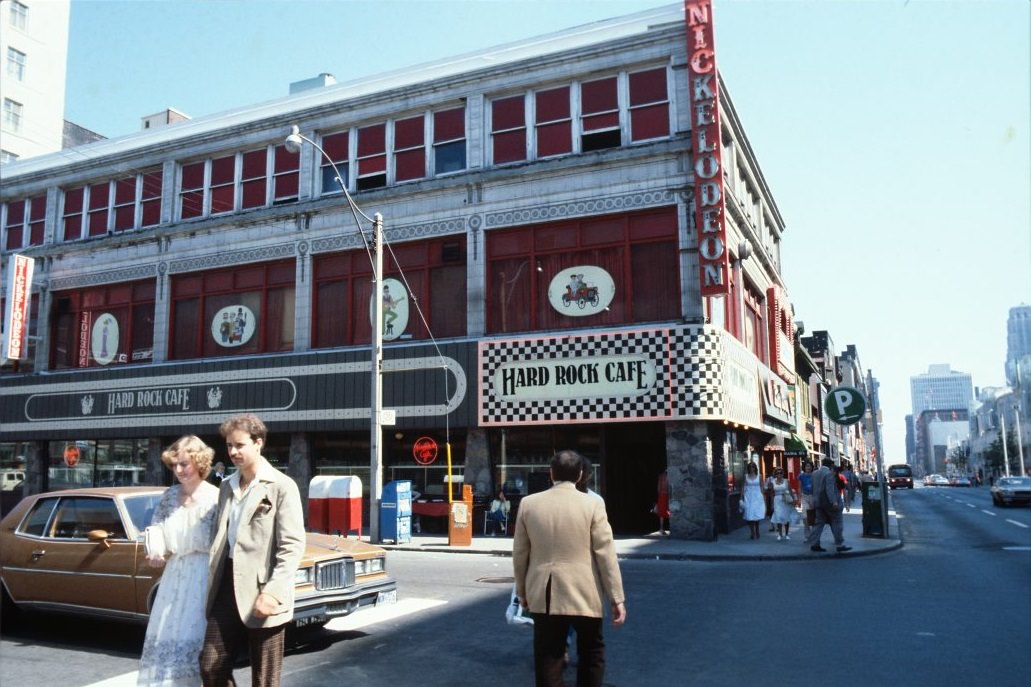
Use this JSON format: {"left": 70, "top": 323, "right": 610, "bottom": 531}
{"left": 376, "top": 504, "right": 902, "bottom": 562}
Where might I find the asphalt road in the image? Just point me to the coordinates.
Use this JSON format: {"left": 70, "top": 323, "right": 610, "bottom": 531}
{"left": 1, "top": 487, "right": 1027, "bottom": 687}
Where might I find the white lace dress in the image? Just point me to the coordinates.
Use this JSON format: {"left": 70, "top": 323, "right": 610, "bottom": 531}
{"left": 138, "top": 482, "right": 219, "bottom": 686}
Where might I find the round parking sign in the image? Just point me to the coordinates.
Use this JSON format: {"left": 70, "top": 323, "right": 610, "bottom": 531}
{"left": 824, "top": 386, "right": 866, "bottom": 425}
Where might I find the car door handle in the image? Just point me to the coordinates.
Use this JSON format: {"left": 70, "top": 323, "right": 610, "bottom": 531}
{"left": 31, "top": 549, "right": 46, "bottom": 561}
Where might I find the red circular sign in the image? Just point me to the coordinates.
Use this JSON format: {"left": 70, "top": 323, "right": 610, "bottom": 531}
{"left": 412, "top": 437, "right": 439, "bottom": 465}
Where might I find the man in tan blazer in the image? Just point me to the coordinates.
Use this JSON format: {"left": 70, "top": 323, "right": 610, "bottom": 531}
{"left": 200, "top": 414, "right": 305, "bottom": 687}
{"left": 513, "top": 449, "right": 627, "bottom": 687}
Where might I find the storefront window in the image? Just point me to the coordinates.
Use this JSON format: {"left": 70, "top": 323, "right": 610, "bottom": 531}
{"left": 50, "top": 281, "right": 156, "bottom": 369}
{"left": 46, "top": 439, "right": 149, "bottom": 491}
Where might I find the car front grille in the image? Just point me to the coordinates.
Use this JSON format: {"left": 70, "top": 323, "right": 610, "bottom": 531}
{"left": 315, "top": 559, "right": 354, "bottom": 591}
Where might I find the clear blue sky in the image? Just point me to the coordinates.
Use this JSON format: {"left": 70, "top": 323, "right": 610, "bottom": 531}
{"left": 64, "top": 0, "right": 1031, "bottom": 464}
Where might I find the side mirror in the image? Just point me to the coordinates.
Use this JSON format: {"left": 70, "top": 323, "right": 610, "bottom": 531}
{"left": 87, "top": 529, "right": 113, "bottom": 549}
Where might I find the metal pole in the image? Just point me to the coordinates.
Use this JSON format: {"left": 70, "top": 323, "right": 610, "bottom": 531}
{"left": 1014, "top": 408, "right": 1026, "bottom": 477}
{"left": 369, "top": 212, "right": 384, "bottom": 542}
{"left": 1000, "top": 413, "right": 1010, "bottom": 478}
{"left": 868, "top": 370, "right": 888, "bottom": 538}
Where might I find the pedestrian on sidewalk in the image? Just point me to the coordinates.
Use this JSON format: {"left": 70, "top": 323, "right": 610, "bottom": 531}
{"left": 513, "top": 449, "right": 626, "bottom": 687}
{"left": 798, "top": 460, "right": 815, "bottom": 538}
{"left": 769, "top": 468, "right": 796, "bottom": 541}
{"left": 806, "top": 457, "right": 851, "bottom": 553}
{"left": 653, "top": 469, "right": 671, "bottom": 535}
{"left": 741, "top": 462, "right": 765, "bottom": 540}
{"left": 763, "top": 467, "right": 777, "bottom": 531}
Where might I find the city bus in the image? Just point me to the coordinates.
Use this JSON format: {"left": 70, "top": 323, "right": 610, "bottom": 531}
{"left": 887, "top": 464, "right": 914, "bottom": 489}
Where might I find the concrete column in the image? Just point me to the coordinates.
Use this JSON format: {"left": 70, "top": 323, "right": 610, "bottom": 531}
{"left": 464, "top": 427, "right": 491, "bottom": 499}
{"left": 289, "top": 432, "right": 312, "bottom": 523}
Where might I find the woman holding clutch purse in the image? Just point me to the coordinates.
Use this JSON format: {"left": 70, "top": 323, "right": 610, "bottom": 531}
{"left": 138, "top": 435, "right": 220, "bottom": 686}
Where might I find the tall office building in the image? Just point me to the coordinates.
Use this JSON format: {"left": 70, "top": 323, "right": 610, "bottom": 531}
{"left": 1006, "top": 304, "right": 1031, "bottom": 386}
{"left": 910, "top": 364, "right": 974, "bottom": 416}
{"left": 0, "top": 0, "right": 70, "bottom": 164}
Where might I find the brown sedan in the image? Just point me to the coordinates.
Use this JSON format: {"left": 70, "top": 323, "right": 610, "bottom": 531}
{"left": 0, "top": 487, "right": 396, "bottom": 627}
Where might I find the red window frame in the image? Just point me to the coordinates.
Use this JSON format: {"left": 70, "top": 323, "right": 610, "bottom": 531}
{"left": 491, "top": 95, "right": 526, "bottom": 164}
{"left": 27, "top": 194, "right": 45, "bottom": 245}
{"left": 535, "top": 86, "right": 571, "bottom": 158}
{"left": 433, "top": 107, "right": 466, "bottom": 174}
{"left": 357, "top": 123, "right": 387, "bottom": 190}
{"left": 180, "top": 161, "right": 205, "bottom": 219}
{"left": 240, "top": 148, "right": 267, "bottom": 210}
{"left": 394, "top": 115, "right": 426, "bottom": 182}
{"left": 629, "top": 68, "right": 669, "bottom": 141}
{"left": 49, "top": 280, "right": 155, "bottom": 370}
{"left": 319, "top": 131, "right": 349, "bottom": 195}
{"left": 140, "top": 169, "right": 163, "bottom": 227}
{"left": 580, "top": 77, "right": 619, "bottom": 134}
{"left": 112, "top": 176, "right": 136, "bottom": 231}
{"left": 272, "top": 144, "right": 299, "bottom": 204}
{"left": 169, "top": 260, "right": 295, "bottom": 360}
{"left": 4, "top": 199, "right": 24, "bottom": 250}
{"left": 485, "top": 207, "right": 679, "bottom": 334}
{"left": 209, "top": 154, "right": 236, "bottom": 215}
{"left": 87, "top": 182, "right": 109, "bottom": 236}
{"left": 62, "top": 187, "right": 84, "bottom": 241}
{"left": 312, "top": 235, "right": 467, "bottom": 348}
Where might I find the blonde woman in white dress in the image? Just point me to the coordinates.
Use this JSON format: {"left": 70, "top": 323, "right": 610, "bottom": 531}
{"left": 137, "top": 436, "right": 220, "bottom": 686}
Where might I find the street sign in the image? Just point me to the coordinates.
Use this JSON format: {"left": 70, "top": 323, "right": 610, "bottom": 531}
{"left": 824, "top": 386, "right": 867, "bottom": 425}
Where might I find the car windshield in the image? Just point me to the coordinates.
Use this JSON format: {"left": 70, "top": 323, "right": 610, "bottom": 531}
{"left": 123, "top": 493, "right": 165, "bottom": 532}
{"left": 999, "top": 477, "right": 1031, "bottom": 487}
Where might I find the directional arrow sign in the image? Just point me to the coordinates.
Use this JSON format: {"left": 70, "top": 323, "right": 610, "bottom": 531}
{"left": 824, "top": 386, "right": 866, "bottom": 426}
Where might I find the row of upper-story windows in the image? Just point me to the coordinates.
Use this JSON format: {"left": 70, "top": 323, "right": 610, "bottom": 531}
{"left": 0, "top": 65, "right": 673, "bottom": 251}
{"left": 11, "top": 207, "right": 679, "bottom": 373}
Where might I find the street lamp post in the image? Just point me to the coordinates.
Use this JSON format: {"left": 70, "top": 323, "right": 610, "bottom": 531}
{"left": 1015, "top": 406, "right": 1026, "bottom": 477}
{"left": 284, "top": 125, "right": 385, "bottom": 543}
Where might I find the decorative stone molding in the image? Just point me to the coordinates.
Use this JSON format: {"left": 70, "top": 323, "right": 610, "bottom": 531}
{"left": 168, "top": 243, "right": 296, "bottom": 273}
{"left": 484, "top": 190, "right": 675, "bottom": 228}
{"left": 50, "top": 264, "right": 157, "bottom": 291}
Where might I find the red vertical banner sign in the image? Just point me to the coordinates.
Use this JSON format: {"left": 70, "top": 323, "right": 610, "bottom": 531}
{"left": 684, "top": 0, "right": 729, "bottom": 300}
{"left": 78, "top": 311, "right": 92, "bottom": 368}
{"left": 2, "top": 254, "right": 34, "bottom": 362}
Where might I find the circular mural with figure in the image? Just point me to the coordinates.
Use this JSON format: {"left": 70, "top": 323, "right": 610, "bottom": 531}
{"left": 211, "top": 305, "right": 256, "bottom": 347}
{"left": 90, "top": 312, "right": 119, "bottom": 365}
{"left": 546, "top": 265, "right": 615, "bottom": 316}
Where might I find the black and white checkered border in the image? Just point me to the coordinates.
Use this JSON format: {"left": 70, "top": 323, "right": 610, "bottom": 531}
{"left": 479, "top": 326, "right": 725, "bottom": 425}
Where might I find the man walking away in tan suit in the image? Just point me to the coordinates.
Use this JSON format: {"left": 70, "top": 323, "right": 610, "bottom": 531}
{"left": 513, "top": 450, "right": 627, "bottom": 687}
{"left": 200, "top": 414, "right": 305, "bottom": 687}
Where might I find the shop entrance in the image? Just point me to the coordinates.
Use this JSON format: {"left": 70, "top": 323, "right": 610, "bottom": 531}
{"left": 602, "top": 423, "right": 666, "bottom": 535}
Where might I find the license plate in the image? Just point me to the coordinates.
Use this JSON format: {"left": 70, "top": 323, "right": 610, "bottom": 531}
{"left": 376, "top": 589, "right": 397, "bottom": 605}
{"left": 294, "top": 614, "right": 327, "bottom": 627}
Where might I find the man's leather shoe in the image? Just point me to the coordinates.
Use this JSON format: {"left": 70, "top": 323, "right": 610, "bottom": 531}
{"left": 836, "top": 545, "right": 852, "bottom": 553}
{"left": 810, "top": 545, "right": 826, "bottom": 552}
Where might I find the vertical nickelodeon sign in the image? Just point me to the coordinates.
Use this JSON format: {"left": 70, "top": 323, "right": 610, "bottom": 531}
{"left": 685, "top": 0, "right": 729, "bottom": 299}
{"left": 2, "top": 254, "right": 34, "bottom": 362}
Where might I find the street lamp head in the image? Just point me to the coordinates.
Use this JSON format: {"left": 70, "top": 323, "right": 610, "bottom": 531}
{"left": 284, "top": 125, "right": 304, "bottom": 155}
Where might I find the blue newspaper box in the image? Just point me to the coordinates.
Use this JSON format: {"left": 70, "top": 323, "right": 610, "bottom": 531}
{"left": 381, "top": 480, "right": 412, "bottom": 544}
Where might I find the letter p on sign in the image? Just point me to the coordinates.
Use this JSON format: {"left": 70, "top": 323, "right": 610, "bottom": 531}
{"left": 824, "top": 386, "right": 866, "bottom": 426}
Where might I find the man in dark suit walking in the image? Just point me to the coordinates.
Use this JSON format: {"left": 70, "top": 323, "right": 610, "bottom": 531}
{"left": 807, "top": 456, "right": 852, "bottom": 553}
{"left": 513, "top": 449, "right": 627, "bottom": 687}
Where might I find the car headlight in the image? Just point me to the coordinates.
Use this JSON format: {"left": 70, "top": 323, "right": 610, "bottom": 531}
{"left": 295, "top": 567, "right": 313, "bottom": 585}
{"left": 369, "top": 557, "right": 384, "bottom": 573}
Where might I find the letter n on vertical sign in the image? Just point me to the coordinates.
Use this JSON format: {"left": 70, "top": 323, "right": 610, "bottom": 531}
{"left": 684, "top": 0, "right": 729, "bottom": 298}
{"left": 2, "top": 254, "right": 34, "bottom": 362}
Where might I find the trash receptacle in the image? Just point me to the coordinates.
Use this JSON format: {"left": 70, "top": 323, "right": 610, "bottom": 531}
{"left": 327, "top": 476, "right": 363, "bottom": 538}
{"left": 861, "top": 480, "right": 885, "bottom": 537}
{"left": 381, "top": 480, "right": 412, "bottom": 544}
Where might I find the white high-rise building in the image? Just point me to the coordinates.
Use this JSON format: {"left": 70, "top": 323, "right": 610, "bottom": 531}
{"left": 0, "top": 0, "right": 70, "bottom": 164}
{"left": 911, "top": 364, "right": 974, "bottom": 416}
